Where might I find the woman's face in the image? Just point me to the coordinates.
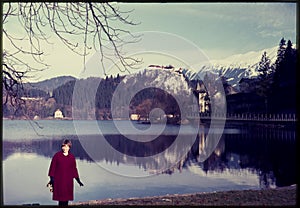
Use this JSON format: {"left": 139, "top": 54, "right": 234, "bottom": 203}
{"left": 61, "top": 144, "right": 70, "bottom": 153}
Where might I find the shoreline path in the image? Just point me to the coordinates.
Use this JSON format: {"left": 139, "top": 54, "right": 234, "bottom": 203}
{"left": 72, "top": 185, "right": 297, "bottom": 206}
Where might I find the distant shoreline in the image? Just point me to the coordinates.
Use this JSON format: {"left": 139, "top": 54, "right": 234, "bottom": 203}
{"left": 3, "top": 117, "right": 73, "bottom": 121}
{"left": 3, "top": 117, "right": 297, "bottom": 127}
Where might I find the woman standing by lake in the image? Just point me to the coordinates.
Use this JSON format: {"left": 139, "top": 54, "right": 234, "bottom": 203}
{"left": 47, "top": 139, "right": 84, "bottom": 206}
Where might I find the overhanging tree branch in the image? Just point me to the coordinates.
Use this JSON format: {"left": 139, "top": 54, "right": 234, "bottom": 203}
{"left": 2, "top": 2, "right": 142, "bottom": 117}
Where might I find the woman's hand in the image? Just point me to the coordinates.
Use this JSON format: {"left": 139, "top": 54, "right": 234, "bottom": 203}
{"left": 75, "top": 177, "right": 84, "bottom": 186}
{"left": 46, "top": 176, "right": 54, "bottom": 186}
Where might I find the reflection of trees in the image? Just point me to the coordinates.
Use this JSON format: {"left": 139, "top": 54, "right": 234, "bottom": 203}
{"left": 259, "top": 171, "right": 276, "bottom": 189}
{"left": 3, "top": 125, "right": 296, "bottom": 188}
{"left": 2, "top": 136, "right": 93, "bottom": 162}
{"left": 186, "top": 125, "right": 296, "bottom": 188}
{"left": 227, "top": 126, "right": 296, "bottom": 188}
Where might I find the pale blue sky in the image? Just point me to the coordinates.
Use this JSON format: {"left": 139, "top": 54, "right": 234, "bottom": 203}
{"left": 122, "top": 2, "right": 297, "bottom": 59}
{"left": 3, "top": 2, "right": 297, "bottom": 81}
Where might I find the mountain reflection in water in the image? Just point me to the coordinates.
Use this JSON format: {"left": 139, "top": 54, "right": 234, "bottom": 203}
{"left": 3, "top": 124, "right": 296, "bottom": 189}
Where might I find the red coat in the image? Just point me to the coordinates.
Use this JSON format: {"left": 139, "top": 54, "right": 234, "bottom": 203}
{"left": 48, "top": 151, "right": 79, "bottom": 201}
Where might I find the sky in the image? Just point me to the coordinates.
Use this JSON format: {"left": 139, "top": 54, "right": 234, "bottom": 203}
{"left": 2, "top": 2, "right": 298, "bottom": 82}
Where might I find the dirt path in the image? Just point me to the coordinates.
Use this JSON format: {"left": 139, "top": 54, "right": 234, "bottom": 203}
{"left": 72, "top": 185, "right": 297, "bottom": 206}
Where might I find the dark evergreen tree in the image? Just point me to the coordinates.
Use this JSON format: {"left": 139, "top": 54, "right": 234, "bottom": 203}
{"left": 270, "top": 38, "right": 297, "bottom": 113}
{"left": 202, "top": 73, "right": 212, "bottom": 113}
{"left": 275, "top": 38, "right": 286, "bottom": 68}
{"left": 256, "top": 51, "right": 273, "bottom": 112}
{"left": 258, "top": 51, "right": 272, "bottom": 80}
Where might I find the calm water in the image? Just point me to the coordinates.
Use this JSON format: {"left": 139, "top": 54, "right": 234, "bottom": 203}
{"left": 2, "top": 120, "right": 296, "bottom": 205}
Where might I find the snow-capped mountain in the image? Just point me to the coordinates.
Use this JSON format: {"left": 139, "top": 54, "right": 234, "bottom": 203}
{"left": 210, "top": 46, "right": 278, "bottom": 69}
{"left": 121, "top": 68, "right": 191, "bottom": 99}
{"left": 181, "top": 46, "right": 278, "bottom": 88}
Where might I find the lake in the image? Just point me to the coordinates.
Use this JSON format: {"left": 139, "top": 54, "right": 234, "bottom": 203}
{"left": 2, "top": 120, "right": 296, "bottom": 205}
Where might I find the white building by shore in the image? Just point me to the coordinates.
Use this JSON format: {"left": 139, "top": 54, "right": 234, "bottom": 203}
{"left": 54, "top": 109, "right": 64, "bottom": 119}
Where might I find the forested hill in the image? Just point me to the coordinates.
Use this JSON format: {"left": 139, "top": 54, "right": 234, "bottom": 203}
{"left": 53, "top": 76, "right": 124, "bottom": 110}
{"left": 23, "top": 76, "right": 77, "bottom": 93}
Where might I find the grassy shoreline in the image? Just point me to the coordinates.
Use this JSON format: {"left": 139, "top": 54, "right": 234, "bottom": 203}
{"left": 72, "top": 185, "right": 297, "bottom": 206}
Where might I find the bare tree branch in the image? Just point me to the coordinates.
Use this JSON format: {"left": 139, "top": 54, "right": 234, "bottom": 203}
{"left": 2, "top": 2, "right": 141, "bottom": 118}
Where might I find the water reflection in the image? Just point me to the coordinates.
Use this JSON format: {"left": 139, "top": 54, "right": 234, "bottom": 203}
{"left": 3, "top": 124, "right": 296, "bottom": 188}
{"left": 187, "top": 124, "right": 296, "bottom": 188}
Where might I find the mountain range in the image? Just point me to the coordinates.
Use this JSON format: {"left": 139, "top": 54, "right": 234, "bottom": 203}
{"left": 181, "top": 46, "right": 278, "bottom": 88}
{"left": 23, "top": 46, "right": 279, "bottom": 92}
